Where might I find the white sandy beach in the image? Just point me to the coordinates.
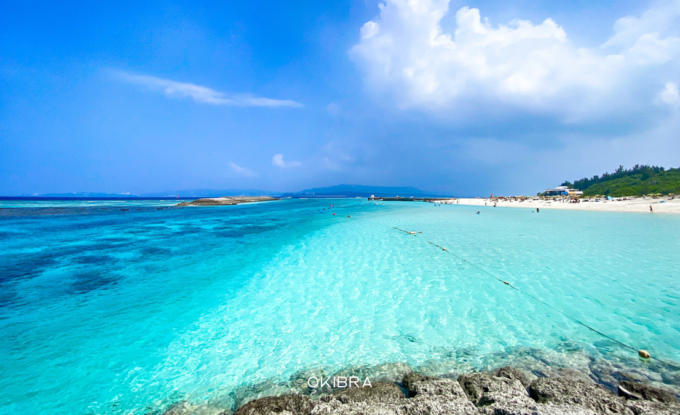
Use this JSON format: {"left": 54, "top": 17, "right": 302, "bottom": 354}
{"left": 441, "top": 196, "right": 680, "bottom": 214}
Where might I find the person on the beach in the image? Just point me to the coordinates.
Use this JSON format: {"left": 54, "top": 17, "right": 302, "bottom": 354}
{"left": 650, "top": 205, "right": 653, "bottom": 213}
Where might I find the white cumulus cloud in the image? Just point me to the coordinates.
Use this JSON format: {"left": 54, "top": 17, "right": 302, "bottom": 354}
{"left": 116, "top": 72, "right": 303, "bottom": 108}
{"left": 229, "top": 162, "right": 259, "bottom": 177}
{"left": 272, "top": 154, "right": 302, "bottom": 168}
{"left": 350, "top": 0, "right": 680, "bottom": 120}
{"left": 659, "top": 82, "right": 680, "bottom": 106}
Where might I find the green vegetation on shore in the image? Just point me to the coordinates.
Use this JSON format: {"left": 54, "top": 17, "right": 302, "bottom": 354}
{"left": 562, "top": 165, "right": 680, "bottom": 196}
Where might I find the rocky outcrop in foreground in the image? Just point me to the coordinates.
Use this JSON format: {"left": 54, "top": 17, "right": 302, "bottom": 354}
{"left": 232, "top": 369, "right": 678, "bottom": 415}
{"left": 177, "top": 196, "right": 279, "bottom": 207}
{"left": 163, "top": 367, "right": 679, "bottom": 415}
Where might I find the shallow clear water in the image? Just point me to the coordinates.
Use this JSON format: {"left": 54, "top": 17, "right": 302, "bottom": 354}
{"left": 1, "top": 199, "right": 679, "bottom": 414}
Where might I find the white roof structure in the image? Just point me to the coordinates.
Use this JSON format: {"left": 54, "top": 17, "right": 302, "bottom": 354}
{"left": 546, "top": 186, "right": 569, "bottom": 192}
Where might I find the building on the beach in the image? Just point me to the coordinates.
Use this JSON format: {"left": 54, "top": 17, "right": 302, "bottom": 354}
{"left": 544, "top": 186, "right": 583, "bottom": 196}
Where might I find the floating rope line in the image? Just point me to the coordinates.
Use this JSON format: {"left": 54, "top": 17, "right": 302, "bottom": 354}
{"left": 393, "top": 227, "right": 421, "bottom": 236}
{"left": 392, "top": 228, "right": 680, "bottom": 370}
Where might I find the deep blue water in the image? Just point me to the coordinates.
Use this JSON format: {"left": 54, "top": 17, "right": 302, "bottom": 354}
{"left": 1, "top": 199, "right": 679, "bottom": 414}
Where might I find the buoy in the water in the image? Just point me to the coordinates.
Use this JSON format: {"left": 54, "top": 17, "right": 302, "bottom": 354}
{"left": 333, "top": 213, "right": 335, "bottom": 215}
{"left": 639, "top": 350, "right": 651, "bottom": 359}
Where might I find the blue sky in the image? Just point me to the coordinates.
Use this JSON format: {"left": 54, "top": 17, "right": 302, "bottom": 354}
{"left": 1, "top": 0, "right": 679, "bottom": 196}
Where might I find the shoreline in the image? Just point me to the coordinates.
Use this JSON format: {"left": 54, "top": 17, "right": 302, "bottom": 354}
{"left": 224, "top": 368, "right": 680, "bottom": 415}
{"left": 442, "top": 196, "right": 680, "bottom": 214}
{"left": 158, "top": 345, "right": 680, "bottom": 415}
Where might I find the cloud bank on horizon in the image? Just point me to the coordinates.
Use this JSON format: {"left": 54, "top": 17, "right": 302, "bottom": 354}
{"left": 350, "top": 0, "right": 680, "bottom": 120}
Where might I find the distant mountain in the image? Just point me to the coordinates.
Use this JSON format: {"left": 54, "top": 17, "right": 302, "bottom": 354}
{"left": 560, "top": 165, "right": 680, "bottom": 196}
{"left": 141, "top": 189, "right": 276, "bottom": 197}
{"left": 282, "top": 184, "right": 446, "bottom": 198}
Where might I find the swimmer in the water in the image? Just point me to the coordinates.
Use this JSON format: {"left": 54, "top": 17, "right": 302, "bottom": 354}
{"left": 476, "top": 211, "right": 480, "bottom": 215}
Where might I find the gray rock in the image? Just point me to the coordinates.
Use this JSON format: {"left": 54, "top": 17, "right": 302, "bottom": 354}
{"left": 458, "top": 372, "right": 533, "bottom": 408}
{"left": 552, "top": 368, "right": 594, "bottom": 384}
{"left": 311, "top": 400, "right": 401, "bottom": 415}
{"left": 402, "top": 372, "right": 437, "bottom": 396}
{"left": 484, "top": 403, "right": 593, "bottom": 415}
{"left": 494, "top": 367, "right": 536, "bottom": 389}
{"left": 313, "top": 378, "right": 476, "bottom": 414}
{"left": 624, "top": 400, "right": 680, "bottom": 415}
{"left": 529, "top": 377, "right": 633, "bottom": 415}
{"left": 322, "top": 382, "right": 405, "bottom": 404}
{"left": 234, "top": 394, "right": 314, "bottom": 415}
{"left": 311, "top": 384, "right": 409, "bottom": 415}
{"left": 410, "top": 378, "right": 471, "bottom": 401}
{"left": 406, "top": 378, "right": 479, "bottom": 415}
{"left": 618, "top": 381, "right": 678, "bottom": 403}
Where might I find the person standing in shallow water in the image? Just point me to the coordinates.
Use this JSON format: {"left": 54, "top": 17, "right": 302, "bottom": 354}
{"left": 537, "top": 208, "right": 539, "bottom": 213}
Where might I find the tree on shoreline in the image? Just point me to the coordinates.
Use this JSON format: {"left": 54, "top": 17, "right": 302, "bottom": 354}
{"left": 561, "top": 165, "right": 680, "bottom": 196}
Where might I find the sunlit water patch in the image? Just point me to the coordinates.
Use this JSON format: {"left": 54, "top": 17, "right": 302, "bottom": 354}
{"left": 0, "top": 200, "right": 679, "bottom": 414}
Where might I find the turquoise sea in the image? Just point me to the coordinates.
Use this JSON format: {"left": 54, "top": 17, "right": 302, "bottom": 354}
{"left": 1, "top": 199, "right": 679, "bottom": 414}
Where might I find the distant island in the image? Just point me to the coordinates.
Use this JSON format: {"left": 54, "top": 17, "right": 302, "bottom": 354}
{"left": 560, "top": 165, "right": 680, "bottom": 197}
{"left": 177, "top": 196, "right": 279, "bottom": 206}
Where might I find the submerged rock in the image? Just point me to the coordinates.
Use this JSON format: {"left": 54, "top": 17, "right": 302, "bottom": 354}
{"left": 331, "top": 362, "right": 413, "bottom": 384}
{"left": 321, "top": 382, "right": 405, "bottom": 404}
{"left": 618, "top": 380, "right": 678, "bottom": 403}
{"left": 229, "top": 379, "right": 297, "bottom": 411}
{"left": 161, "top": 401, "right": 228, "bottom": 415}
{"left": 458, "top": 372, "right": 533, "bottom": 408}
{"left": 624, "top": 400, "right": 680, "bottom": 415}
{"left": 529, "top": 377, "right": 633, "bottom": 414}
{"left": 402, "top": 372, "right": 437, "bottom": 396}
{"left": 494, "top": 366, "right": 537, "bottom": 389}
